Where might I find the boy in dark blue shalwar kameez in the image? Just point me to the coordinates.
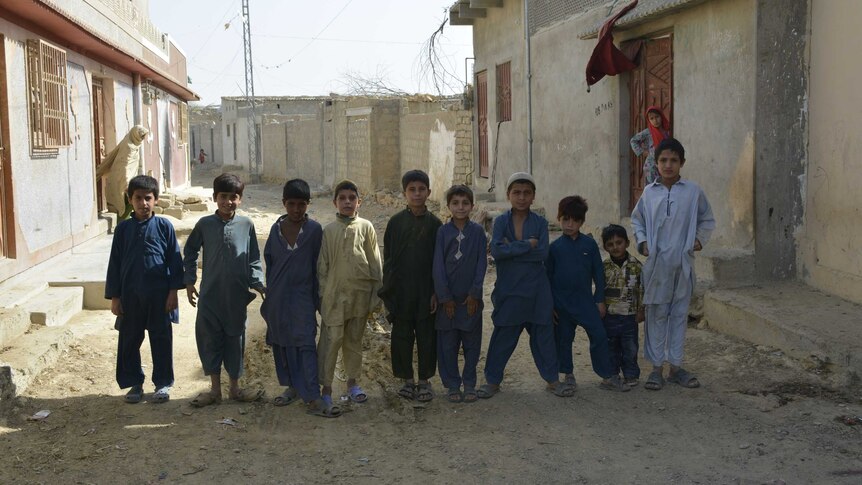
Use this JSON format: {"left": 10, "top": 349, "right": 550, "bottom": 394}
{"left": 261, "top": 179, "right": 340, "bottom": 417}
{"left": 105, "top": 175, "right": 184, "bottom": 404}
{"left": 477, "top": 173, "right": 573, "bottom": 399}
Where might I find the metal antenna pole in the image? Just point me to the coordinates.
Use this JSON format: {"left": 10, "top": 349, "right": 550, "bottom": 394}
{"left": 241, "top": 0, "right": 260, "bottom": 182}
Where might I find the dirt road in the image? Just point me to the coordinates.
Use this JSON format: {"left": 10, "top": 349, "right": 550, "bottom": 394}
{"left": 1, "top": 166, "right": 860, "bottom": 484}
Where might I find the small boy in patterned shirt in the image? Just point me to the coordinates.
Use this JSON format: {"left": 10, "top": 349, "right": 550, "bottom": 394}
{"left": 601, "top": 224, "right": 645, "bottom": 386}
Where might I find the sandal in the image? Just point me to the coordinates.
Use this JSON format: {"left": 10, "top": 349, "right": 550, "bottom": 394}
{"left": 476, "top": 383, "right": 500, "bottom": 399}
{"left": 600, "top": 375, "right": 631, "bottom": 392}
{"left": 447, "top": 388, "right": 463, "bottom": 403}
{"left": 124, "top": 385, "right": 143, "bottom": 404}
{"left": 397, "top": 382, "right": 416, "bottom": 400}
{"left": 273, "top": 388, "right": 299, "bottom": 407}
{"left": 564, "top": 374, "right": 578, "bottom": 390}
{"left": 151, "top": 386, "right": 171, "bottom": 403}
{"left": 190, "top": 391, "right": 222, "bottom": 407}
{"left": 348, "top": 385, "right": 368, "bottom": 403}
{"left": 463, "top": 387, "right": 478, "bottom": 403}
{"left": 667, "top": 368, "right": 700, "bottom": 388}
{"left": 546, "top": 381, "right": 575, "bottom": 397}
{"left": 306, "top": 399, "right": 342, "bottom": 418}
{"left": 416, "top": 382, "right": 434, "bottom": 402}
{"left": 230, "top": 388, "right": 264, "bottom": 402}
{"left": 645, "top": 369, "right": 665, "bottom": 391}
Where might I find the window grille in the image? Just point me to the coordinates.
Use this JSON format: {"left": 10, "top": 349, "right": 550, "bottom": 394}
{"left": 496, "top": 62, "right": 512, "bottom": 122}
{"left": 27, "top": 39, "right": 71, "bottom": 148}
{"left": 178, "top": 102, "right": 188, "bottom": 145}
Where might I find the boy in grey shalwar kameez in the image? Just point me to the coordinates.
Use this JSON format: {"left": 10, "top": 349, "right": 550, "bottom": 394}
{"left": 185, "top": 173, "right": 265, "bottom": 406}
{"left": 631, "top": 138, "right": 715, "bottom": 391}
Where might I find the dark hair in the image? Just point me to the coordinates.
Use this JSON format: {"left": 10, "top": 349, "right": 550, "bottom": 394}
{"left": 333, "top": 179, "right": 359, "bottom": 199}
{"left": 283, "top": 178, "right": 311, "bottom": 201}
{"left": 445, "top": 184, "right": 474, "bottom": 205}
{"left": 653, "top": 137, "right": 686, "bottom": 162}
{"left": 401, "top": 170, "right": 430, "bottom": 191}
{"left": 213, "top": 173, "right": 245, "bottom": 196}
{"left": 557, "top": 195, "right": 588, "bottom": 221}
{"left": 601, "top": 224, "right": 629, "bottom": 245}
{"left": 127, "top": 175, "right": 159, "bottom": 198}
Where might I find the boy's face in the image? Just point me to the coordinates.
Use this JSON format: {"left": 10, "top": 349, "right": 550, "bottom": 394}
{"left": 403, "top": 181, "right": 430, "bottom": 210}
{"left": 283, "top": 198, "right": 308, "bottom": 223}
{"left": 215, "top": 192, "right": 242, "bottom": 218}
{"left": 559, "top": 216, "right": 583, "bottom": 238}
{"left": 656, "top": 149, "right": 684, "bottom": 182}
{"left": 130, "top": 189, "right": 157, "bottom": 220}
{"left": 334, "top": 189, "right": 360, "bottom": 217}
{"left": 604, "top": 235, "right": 629, "bottom": 260}
{"left": 507, "top": 182, "right": 535, "bottom": 212}
{"left": 648, "top": 111, "right": 662, "bottom": 128}
{"left": 447, "top": 194, "right": 473, "bottom": 221}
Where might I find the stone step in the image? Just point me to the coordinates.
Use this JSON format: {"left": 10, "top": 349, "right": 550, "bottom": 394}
{"left": 703, "top": 283, "right": 862, "bottom": 379}
{"left": 0, "top": 281, "right": 48, "bottom": 308}
{"left": 695, "top": 247, "right": 755, "bottom": 287}
{"left": 0, "top": 307, "right": 31, "bottom": 348}
{"left": 49, "top": 281, "right": 110, "bottom": 310}
{"left": 21, "top": 287, "right": 84, "bottom": 326}
{"left": 0, "top": 310, "right": 112, "bottom": 400}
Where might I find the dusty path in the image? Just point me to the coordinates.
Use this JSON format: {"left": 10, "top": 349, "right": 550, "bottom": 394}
{"left": 1, "top": 166, "right": 861, "bottom": 484}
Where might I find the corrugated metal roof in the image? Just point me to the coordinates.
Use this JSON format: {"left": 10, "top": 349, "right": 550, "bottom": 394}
{"left": 578, "top": 0, "right": 711, "bottom": 39}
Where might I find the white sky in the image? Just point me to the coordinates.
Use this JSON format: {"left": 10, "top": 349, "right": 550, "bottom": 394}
{"left": 148, "top": 0, "right": 474, "bottom": 105}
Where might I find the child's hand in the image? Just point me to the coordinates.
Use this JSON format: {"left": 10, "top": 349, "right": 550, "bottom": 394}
{"left": 639, "top": 242, "right": 649, "bottom": 257}
{"left": 186, "top": 285, "right": 199, "bottom": 307}
{"left": 465, "top": 295, "right": 480, "bottom": 317}
{"left": 636, "top": 308, "right": 645, "bottom": 323}
{"left": 597, "top": 302, "right": 607, "bottom": 319}
{"left": 693, "top": 239, "right": 703, "bottom": 251}
{"left": 528, "top": 238, "right": 539, "bottom": 248}
{"left": 111, "top": 297, "right": 123, "bottom": 316}
{"left": 429, "top": 294, "right": 438, "bottom": 314}
{"left": 443, "top": 300, "right": 456, "bottom": 319}
{"left": 165, "top": 290, "right": 179, "bottom": 313}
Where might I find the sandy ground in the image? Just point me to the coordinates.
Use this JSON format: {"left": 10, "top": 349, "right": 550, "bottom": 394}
{"left": 1, "top": 165, "right": 861, "bottom": 484}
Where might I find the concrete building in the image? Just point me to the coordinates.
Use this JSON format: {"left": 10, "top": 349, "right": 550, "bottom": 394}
{"left": 0, "top": 0, "right": 197, "bottom": 283}
{"left": 190, "top": 105, "right": 223, "bottom": 167}
{"left": 450, "top": 0, "right": 862, "bottom": 305}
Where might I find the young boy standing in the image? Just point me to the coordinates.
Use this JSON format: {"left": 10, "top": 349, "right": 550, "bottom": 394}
{"left": 262, "top": 179, "right": 340, "bottom": 417}
{"left": 601, "top": 224, "right": 645, "bottom": 387}
{"left": 318, "top": 180, "right": 382, "bottom": 405}
{"left": 632, "top": 138, "right": 715, "bottom": 390}
{"left": 432, "top": 185, "right": 487, "bottom": 403}
{"left": 477, "top": 173, "right": 572, "bottom": 399}
{"left": 106, "top": 175, "right": 184, "bottom": 404}
{"left": 380, "top": 170, "right": 442, "bottom": 402}
{"left": 184, "top": 173, "right": 265, "bottom": 406}
{"left": 548, "top": 196, "right": 629, "bottom": 392}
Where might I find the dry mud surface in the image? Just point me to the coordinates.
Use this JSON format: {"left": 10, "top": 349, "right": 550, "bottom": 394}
{"left": 1, "top": 166, "right": 860, "bottom": 484}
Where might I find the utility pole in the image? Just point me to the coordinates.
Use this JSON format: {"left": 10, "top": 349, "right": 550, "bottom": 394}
{"left": 241, "top": 0, "right": 261, "bottom": 183}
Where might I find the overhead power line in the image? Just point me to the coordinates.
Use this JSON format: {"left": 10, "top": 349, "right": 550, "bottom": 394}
{"left": 261, "top": 0, "right": 354, "bottom": 69}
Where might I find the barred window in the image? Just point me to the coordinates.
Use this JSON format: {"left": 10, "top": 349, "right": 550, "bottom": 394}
{"left": 496, "top": 61, "right": 511, "bottom": 122}
{"left": 26, "top": 39, "right": 71, "bottom": 148}
{"left": 178, "top": 102, "right": 188, "bottom": 145}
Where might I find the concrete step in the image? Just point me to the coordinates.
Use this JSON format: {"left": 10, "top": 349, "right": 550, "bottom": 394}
{"left": 703, "top": 283, "right": 862, "bottom": 379}
{"left": 0, "top": 310, "right": 112, "bottom": 400}
{"left": 21, "top": 287, "right": 84, "bottom": 326}
{"left": 49, "top": 281, "right": 110, "bottom": 310}
{"left": 0, "top": 281, "right": 48, "bottom": 308}
{"left": 0, "top": 307, "right": 31, "bottom": 348}
{"left": 98, "top": 211, "right": 118, "bottom": 234}
{"left": 695, "top": 247, "right": 755, "bottom": 287}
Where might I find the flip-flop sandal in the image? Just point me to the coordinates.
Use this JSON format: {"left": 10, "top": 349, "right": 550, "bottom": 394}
{"left": 306, "top": 399, "right": 342, "bottom": 418}
{"left": 347, "top": 385, "right": 368, "bottom": 403}
{"left": 416, "top": 383, "right": 434, "bottom": 402}
{"left": 645, "top": 369, "right": 665, "bottom": 391}
{"left": 231, "top": 388, "right": 264, "bottom": 402}
{"left": 564, "top": 375, "right": 578, "bottom": 390}
{"left": 547, "top": 381, "right": 575, "bottom": 397}
{"left": 151, "top": 386, "right": 171, "bottom": 403}
{"left": 447, "top": 388, "right": 463, "bottom": 403}
{"left": 462, "top": 387, "right": 479, "bottom": 403}
{"left": 190, "top": 392, "right": 222, "bottom": 407}
{"left": 476, "top": 383, "right": 500, "bottom": 399}
{"left": 273, "top": 388, "right": 299, "bottom": 407}
{"left": 124, "top": 385, "right": 143, "bottom": 404}
{"left": 667, "top": 368, "right": 700, "bottom": 388}
{"left": 599, "top": 375, "right": 631, "bottom": 392}
{"left": 397, "top": 382, "right": 416, "bottom": 400}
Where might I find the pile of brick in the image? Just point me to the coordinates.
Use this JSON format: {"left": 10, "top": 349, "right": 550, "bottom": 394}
{"left": 154, "top": 193, "right": 216, "bottom": 220}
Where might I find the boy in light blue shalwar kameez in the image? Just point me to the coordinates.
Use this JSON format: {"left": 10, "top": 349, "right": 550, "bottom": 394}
{"left": 631, "top": 138, "right": 715, "bottom": 391}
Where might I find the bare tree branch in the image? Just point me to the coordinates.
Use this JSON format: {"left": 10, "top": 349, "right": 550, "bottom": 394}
{"left": 415, "top": 13, "right": 465, "bottom": 96}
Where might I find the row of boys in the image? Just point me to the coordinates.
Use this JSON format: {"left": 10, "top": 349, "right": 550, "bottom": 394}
{"left": 106, "top": 137, "right": 714, "bottom": 416}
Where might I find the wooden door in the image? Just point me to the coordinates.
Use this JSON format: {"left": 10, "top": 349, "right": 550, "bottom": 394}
{"left": 628, "top": 35, "right": 673, "bottom": 210}
{"left": 92, "top": 79, "right": 106, "bottom": 211}
{"left": 476, "top": 70, "right": 489, "bottom": 177}
{"left": 0, "top": 34, "right": 10, "bottom": 258}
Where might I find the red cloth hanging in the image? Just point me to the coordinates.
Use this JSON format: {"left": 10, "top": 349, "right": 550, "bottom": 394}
{"left": 585, "top": 0, "right": 639, "bottom": 89}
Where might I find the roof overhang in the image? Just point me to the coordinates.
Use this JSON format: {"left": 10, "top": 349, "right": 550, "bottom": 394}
{"left": 579, "top": 0, "right": 709, "bottom": 39}
{"left": 0, "top": 0, "right": 198, "bottom": 101}
{"left": 450, "top": 0, "right": 504, "bottom": 27}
